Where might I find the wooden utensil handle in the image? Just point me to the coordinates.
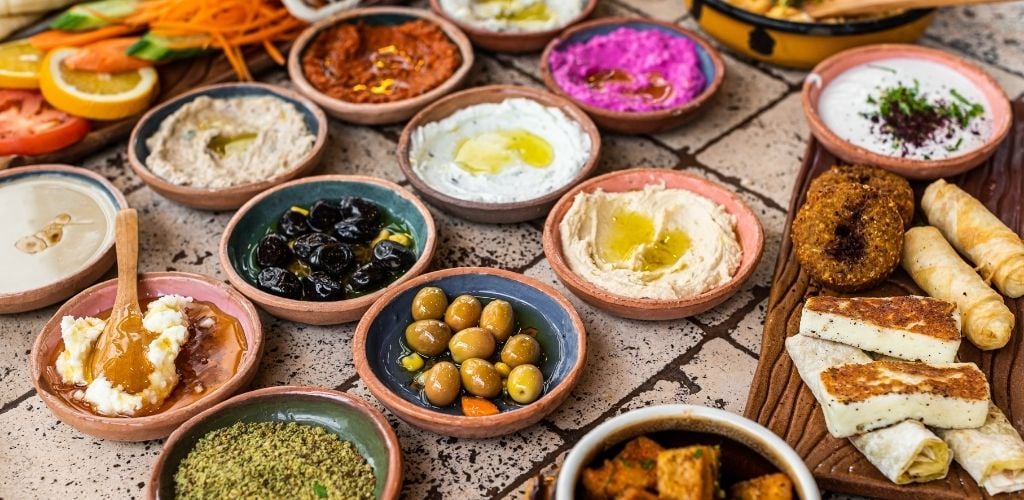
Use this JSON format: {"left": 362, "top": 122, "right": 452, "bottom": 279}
{"left": 113, "top": 208, "right": 140, "bottom": 311}
{"left": 807, "top": 0, "right": 1012, "bottom": 19}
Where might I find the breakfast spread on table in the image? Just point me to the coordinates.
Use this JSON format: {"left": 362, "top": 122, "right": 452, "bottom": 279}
{"left": 2, "top": 0, "right": 1022, "bottom": 498}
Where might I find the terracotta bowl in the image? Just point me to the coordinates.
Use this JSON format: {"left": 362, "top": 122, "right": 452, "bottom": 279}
{"left": 428, "top": 0, "right": 596, "bottom": 53}
{"left": 220, "top": 175, "right": 437, "bottom": 325}
{"left": 148, "top": 386, "right": 402, "bottom": 500}
{"left": 30, "top": 272, "right": 264, "bottom": 441}
{"left": 353, "top": 267, "right": 587, "bottom": 438}
{"left": 287, "top": 6, "right": 475, "bottom": 125}
{"left": 802, "top": 44, "right": 1012, "bottom": 179}
{"left": 397, "top": 84, "right": 602, "bottom": 224}
{"left": 543, "top": 168, "right": 764, "bottom": 321}
{"left": 540, "top": 17, "right": 725, "bottom": 135}
{"left": 555, "top": 404, "right": 821, "bottom": 499}
{"left": 0, "top": 165, "right": 127, "bottom": 314}
{"left": 127, "top": 82, "right": 328, "bottom": 211}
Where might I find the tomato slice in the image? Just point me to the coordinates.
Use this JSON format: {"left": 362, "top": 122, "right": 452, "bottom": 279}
{"left": 0, "top": 89, "right": 90, "bottom": 156}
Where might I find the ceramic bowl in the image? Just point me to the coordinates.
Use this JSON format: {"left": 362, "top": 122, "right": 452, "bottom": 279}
{"left": 288, "top": 6, "right": 475, "bottom": 125}
{"left": 555, "top": 404, "right": 821, "bottom": 499}
{"left": 30, "top": 272, "right": 264, "bottom": 441}
{"left": 428, "top": 0, "right": 597, "bottom": 53}
{"left": 0, "top": 165, "right": 127, "bottom": 314}
{"left": 540, "top": 17, "right": 725, "bottom": 134}
{"left": 353, "top": 267, "right": 587, "bottom": 438}
{"left": 220, "top": 175, "right": 437, "bottom": 325}
{"left": 396, "top": 84, "right": 601, "bottom": 224}
{"left": 802, "top": 44, "right": 1012, "bottom": 179}
{"left": 543, "top": 168, "right": 764, "bottom": 320}
{"left": 148, "top": 386, "right": 402, "bottom": 500}
{"left": 127, "top": 83, "right": 328, "bottom": 211}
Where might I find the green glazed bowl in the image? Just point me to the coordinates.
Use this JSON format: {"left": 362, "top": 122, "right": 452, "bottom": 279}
{"left": 148, "top": 386, "right": 403, "bottom": 499}
{"left": 219, "top": 174, "right": 437, "bottom": 325}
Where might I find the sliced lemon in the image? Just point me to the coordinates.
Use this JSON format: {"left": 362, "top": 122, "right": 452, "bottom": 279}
{"left": 39, "top": 47, "right": 158, "bottom": 121}
{"left": 0, "top": 40, "right": 44, "bottom": 89}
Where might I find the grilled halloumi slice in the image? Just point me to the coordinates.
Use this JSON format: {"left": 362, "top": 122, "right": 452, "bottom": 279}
{"left": 817, "top": 360, "right": 989, "bottom": 437}
{"left": 799, "top": 295, "right": 961, "bottom": 363}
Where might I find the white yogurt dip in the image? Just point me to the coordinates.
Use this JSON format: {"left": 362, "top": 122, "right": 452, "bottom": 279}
{"left": 410, "top": 97, "right": 591, "bottom": 203}
{"left": 817, "top": 57, "right": 992, "bottom": 160}
{"left": 438, "top": 0, "right": 583, "bottom": 33}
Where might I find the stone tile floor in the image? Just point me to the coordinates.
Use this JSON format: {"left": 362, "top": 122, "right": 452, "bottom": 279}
{"left": 1, "top": 1, "right": 1023, "bottom": 498}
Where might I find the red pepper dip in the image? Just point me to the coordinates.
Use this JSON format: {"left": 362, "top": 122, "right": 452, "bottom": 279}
{"left": 301, "top": 20, "right": 461, "bottom": 104}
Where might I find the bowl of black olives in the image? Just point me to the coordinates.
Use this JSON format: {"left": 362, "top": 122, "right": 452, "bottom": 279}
{"left": 219, "top": 175, "right": 437, "bottom": 325}
{"left": 353, "top": 267, "right": 587, "bottom": 438}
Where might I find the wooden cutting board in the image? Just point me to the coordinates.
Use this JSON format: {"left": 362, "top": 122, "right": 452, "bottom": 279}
{"left": 744, "top": 99, "right": 1024, "bottom": 499}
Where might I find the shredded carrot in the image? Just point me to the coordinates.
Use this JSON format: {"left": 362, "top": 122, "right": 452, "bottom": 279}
{"left": 64, "top": 37, "right": 152, "bottom": 72}
{"left": 29, "top": 25, "right": 137, "bottom": 52}
{"left": 461, "top": 397, "right": 500, "bottom": 417}
{"left": 262, "top": 40, "right": 284, "bottom": 65}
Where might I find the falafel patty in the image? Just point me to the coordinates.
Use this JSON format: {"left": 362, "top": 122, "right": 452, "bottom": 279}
{"left": 808, "top": 165, "right": 915, "bottom": 228}
{"left": 793, "top": 183, "right": 904, "bottom": 292}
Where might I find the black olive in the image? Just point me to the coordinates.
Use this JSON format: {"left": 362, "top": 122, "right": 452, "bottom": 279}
{"left": 303, "top": 272, "right": 345, "bottom": 301}
{"left": 256, "top": 267, "right": 303, "bottom": 299}
{"left": 293, "top": 232, "right": 339, "bottom": 260}
{"left": 339, "top": 197, "right": 381, "bottom": 224}
{"left": 334, "top": 218, "right": 380, "bottom": 244}
{"left": 278, "top": 210, "right": 309, "bottom": 238}
{"left": 372, "top": 240, "right": 416, "bottom": 271}
{"left": 255, "top": 234, "right": 291, "bottom": 268}
{"left": 307, "top": 200, "right": 342, "bottom": 232}
{"left": 308, "top": 243, "right": 355, "bottom": 277}
{"left": 348, "top": 262, "right": 389, "bottom": 294}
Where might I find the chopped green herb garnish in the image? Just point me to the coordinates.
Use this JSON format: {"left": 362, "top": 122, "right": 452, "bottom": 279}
{"left": 867, "top": 64, "right": 898, "bottom": 74}
{"left": 862, "top": 81, "right": 985, "bottom": 156}
{"left": 313, "top": 483, "right": 328, "bottom": 498}
{"left": 693, "top": 448, "right": 703, "bottom": 458}
{"left": 639, "top": 459, "right": 656, "bottom": 470}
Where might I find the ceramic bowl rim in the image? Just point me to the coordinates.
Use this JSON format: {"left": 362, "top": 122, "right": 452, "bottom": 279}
{"left": 147, "top": 385, "right": 403, "bottom": 500}
{"left": 126, "top": 82, "right": 329, "bottom": 200}
{"left": 286, "top": 6, "right": 475, "bottom": 116}
{"left": 29, "top": 272, "right": 264, "bottom": 429}
{"left": 0, "top": 164, "right": 127, "bottom": 305}
{"left": 218, "top": 174, "right": 438, "bottom": 313}
{"left": 539, "top": 16, "right": 726, "bottom": 121}
{"left": 352, "top": 266, "right": 588, "bottom": 433}
{"left": 427, "top": 0, "right": 598, "bottom": 42}
{"left": 697, "top": 0, "right": 933, "bottom": 35}
{"left": 542, "top": 167, "right": 765, "bottom": 310}
{"left": 801, "top": 43, "right": 1012, "bottom": 176}
{"left": 553, "top": 403, "right": 821, "bottom": 500}
{"left": 396, "top": 84, "right": 602, "bottom": 213}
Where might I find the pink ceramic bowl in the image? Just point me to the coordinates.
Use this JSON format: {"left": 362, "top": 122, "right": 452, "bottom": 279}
{"left": 30, "top": 272, "right": 264, "bottom": 441}
{"left": 542, "top": 168, "right": 764, "bottom": 321}
{"left": 803, "top": 44, "right": 1012, "bottom": 179}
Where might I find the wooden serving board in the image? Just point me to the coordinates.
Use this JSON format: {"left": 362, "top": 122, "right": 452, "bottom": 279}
{"left": 744, "top": 99, "right": 1024, "bottom": 499}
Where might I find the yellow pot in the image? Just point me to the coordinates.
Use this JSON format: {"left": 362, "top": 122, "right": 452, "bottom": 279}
{"left": 684, "top": 0, "right": 935, "bottom": 69}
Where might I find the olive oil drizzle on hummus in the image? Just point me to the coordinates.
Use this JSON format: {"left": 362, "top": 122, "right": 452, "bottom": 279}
{"left": 599, "top": 210, "right": 691, "bottom": 272}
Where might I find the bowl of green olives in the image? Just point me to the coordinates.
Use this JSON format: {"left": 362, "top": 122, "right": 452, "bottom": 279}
{"left": 353, "top": 267, "right": 587, "bottom": 438}
{"left": 219, "top": 175, "right": 437, "bottom": 325}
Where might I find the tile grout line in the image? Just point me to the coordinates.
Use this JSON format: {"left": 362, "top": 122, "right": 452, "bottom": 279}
{"left": 0, "top": 389, "right": 36, "bottom": 416}
{"left": 922, "top": 33, "right": 1024, "bottom": 80}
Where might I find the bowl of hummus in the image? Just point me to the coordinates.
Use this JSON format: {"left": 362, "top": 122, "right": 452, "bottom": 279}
{"left": 398, "top": 84, "right": 601, "bottom": 224}
{"left": 541, "top": 17, "right": 725, "bottom": 134}
{"left": 288, "top": 6, "right": 474, "bottom": 125}
{"left": 128, "top": 82, "right": 328, "bottom": 211}
{"left": 543, "top": 168, "right": 764, "bottom": 320}
{"left": 803, "top": 44, "right": 1012, "bottom": 179}
{"left": 429, "top": 0, "right": 597, "bottom": 53}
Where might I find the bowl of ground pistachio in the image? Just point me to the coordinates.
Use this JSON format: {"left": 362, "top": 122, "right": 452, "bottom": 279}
{"left": 148, "top": 386, "right": 402, "bottom": 500}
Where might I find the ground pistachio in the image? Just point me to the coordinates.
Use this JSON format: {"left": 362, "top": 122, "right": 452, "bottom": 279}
{"left": 174, "top": 421, "right": 375, "bottom": 500}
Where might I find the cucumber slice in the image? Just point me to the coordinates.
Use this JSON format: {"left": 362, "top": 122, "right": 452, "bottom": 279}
{"left": 127, "top": 33, "right": 209, "bottom": 62}
{"left": 50, "top": 0, "right": 140, "bottom": 31}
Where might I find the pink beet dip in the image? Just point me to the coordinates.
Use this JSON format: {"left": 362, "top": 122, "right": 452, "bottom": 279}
{"left": 548, "top": 27, "right": 707, "bottom": 112}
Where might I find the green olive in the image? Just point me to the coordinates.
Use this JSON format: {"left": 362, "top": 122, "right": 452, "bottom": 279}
{"left": 500, "top": 334, "right": 541, "bottom": 367}
{"left": 404, "top": 320, "right": 452, "bottom": 357}
{"left": 459, "top": 358, "right": 502, "bottom": 399}
{"left": 444, "top": 294, "right": 482, "bottom": 332}
{"left": 411, "top": 287, "right": 448, "bottom": 321}
{"left": 479, "top": 299, "right": 515, "bottom": 342}
{"left": 423, "top": 362, "right": 461, "bottom": 407}
{"left": 506, "top": 364, "right": 544, "bottom": 404}
{"left": 448, "top": 327, "right": 496, "bottom": 363}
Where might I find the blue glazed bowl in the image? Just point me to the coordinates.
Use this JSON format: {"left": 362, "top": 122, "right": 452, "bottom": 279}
{"left": 353, "top": 267, "right": 587, "bottom": 438}
{"left": 127, "top": 82, "right": 328, "bottom": 211}
{"left": 218, "top": 174, "right": 437, "bottom": 325}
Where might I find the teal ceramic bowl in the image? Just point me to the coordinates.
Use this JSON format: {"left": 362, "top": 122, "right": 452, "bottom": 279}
{"left": 219, "top": 175, "right": 437, "bottom": 325}
{"left": 147, "top": 386, "right": 403, "bottom": 500}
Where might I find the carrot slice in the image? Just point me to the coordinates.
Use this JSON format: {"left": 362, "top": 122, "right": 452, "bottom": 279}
{"left": 63, "top": 37, "right": 152, "bottom": 73}
{"left": 461, "top": 397, "right": 500, "bottom": 417}
{"left": 29, "top": 25, "right": 137, "bottom": 52}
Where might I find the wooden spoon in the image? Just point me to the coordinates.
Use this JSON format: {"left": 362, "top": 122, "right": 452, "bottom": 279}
{"left": 87, "top": 208, "right": 154, "bottom": 393}
{"left": 806, "top": 0, "right": 1013, "bottom": 19}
